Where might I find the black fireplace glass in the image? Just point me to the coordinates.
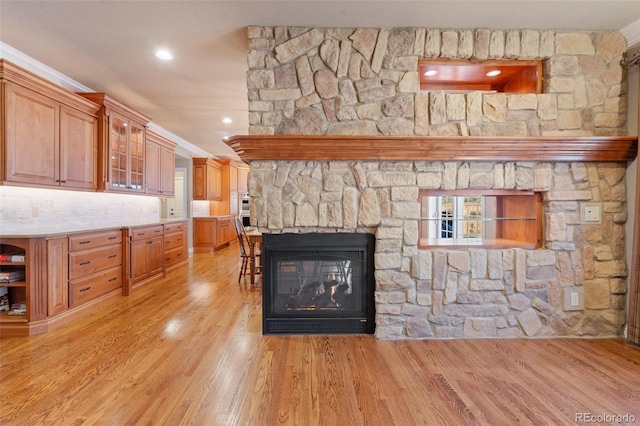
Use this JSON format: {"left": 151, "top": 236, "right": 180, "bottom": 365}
{"left": 262, "top": 233, "right": 375, "bottom": 335}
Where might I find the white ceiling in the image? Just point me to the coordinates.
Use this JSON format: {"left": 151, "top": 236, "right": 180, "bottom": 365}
{"left": 1, "top": 1, "right": 639, "bottom": 161}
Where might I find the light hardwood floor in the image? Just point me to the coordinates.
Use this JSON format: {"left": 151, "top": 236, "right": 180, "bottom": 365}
{"left": 1, "top": 243, "right": 640, "bottom": 425}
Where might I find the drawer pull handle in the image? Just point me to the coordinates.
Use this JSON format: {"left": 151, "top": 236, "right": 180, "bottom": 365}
{"left": 108, "top": 236, "right": 117, "bottom": 240}
{"left": 108, "top": 255, "right": 117, "bottom": 259}
{"left": 79, "top": 286, "right": 91, "bottom": 292}
{"left": 79, "top": 240, "right": 91, "bottom": 245}
{"left": 108, "top": 277, "right": 117, "bottom": 282}
{"left": 177, "top": 238, "right": 182, "bottom": 242}
{"left": 80, "top": 261, "right": 91, "bottom": 266}
{"left": 155, "top": 230, "right": 161, "bottom": 233}
{"left": 137, "top": 232, "right": 145, "bottom": 236}
{"left": 147, "top": 241, "right": 153, "bottom": 244}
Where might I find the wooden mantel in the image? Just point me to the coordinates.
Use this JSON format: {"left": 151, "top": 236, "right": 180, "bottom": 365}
{"left": 226, "top": 135, "right": 638, "bottom": 163}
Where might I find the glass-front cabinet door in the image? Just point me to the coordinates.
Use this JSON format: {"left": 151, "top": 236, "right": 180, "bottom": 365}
{"left": 107, "top": 112, "right": 145, "bottom": 192}
{"left": 109, "top": 113, "right": 128, "bottom": 191}
{"left": 128, "top": 121, "right": 145, "bottom": 192}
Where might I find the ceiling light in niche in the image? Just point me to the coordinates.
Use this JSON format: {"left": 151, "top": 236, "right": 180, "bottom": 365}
{"left": 486, "top": 70, "right": 501, "bottom": 77}
{"left": 419, "top": 59, "right": 542, "bottom": 93}
{"left": 222, "top": 117, "right": 232, "bottom": 124}
{"left": 155, "top": 48, "right": 174, "bottom": 61}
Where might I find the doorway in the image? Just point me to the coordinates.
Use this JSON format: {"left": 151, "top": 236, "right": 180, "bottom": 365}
{"left": 164, "top": 168, "right": 187, "bottom": 219}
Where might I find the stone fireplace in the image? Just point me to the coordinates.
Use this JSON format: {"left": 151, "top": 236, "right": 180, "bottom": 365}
{"left": 228, "top": 25, "right": 638, "bottom": 339}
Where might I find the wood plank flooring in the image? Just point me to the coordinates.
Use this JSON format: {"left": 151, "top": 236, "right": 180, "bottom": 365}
{"left": 1, "top": 243, "right": 640, "bottom": 425}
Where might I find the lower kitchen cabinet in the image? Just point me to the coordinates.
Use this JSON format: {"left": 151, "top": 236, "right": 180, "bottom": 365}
{"left": 193, "top": 216, "right": 236, "bottom": 251}
{"left": 67, "top": 229, "right": 124, "bottom": 309}
{"left": 127, "top": 225, "right": 164, "bottom": 291}
{"left": 0, "top": 221, "right": 189, "bottom": 337}
{"left": 216, "top": 217, "right": 235, "bottom": 248}
{"left": 164, "top": 221, "right": 188, "bottom": 270}
{"left": 0, "top": 229, "right": 125, "bottom": 337}
{"left": 47, "top": 237, "right": 69, "bottom": 317}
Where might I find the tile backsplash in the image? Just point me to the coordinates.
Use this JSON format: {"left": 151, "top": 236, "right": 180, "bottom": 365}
{"left": 0, "top": 186, "right": 161, "bottom": 233}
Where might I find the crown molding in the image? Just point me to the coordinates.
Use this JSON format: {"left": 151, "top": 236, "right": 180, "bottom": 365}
{"left": 621, "top": 19, "right": 640, "bottom": 49}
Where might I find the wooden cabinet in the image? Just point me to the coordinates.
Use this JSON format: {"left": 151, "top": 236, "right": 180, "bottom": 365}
{"left": 127, "top": 225, "right": 164, "bottom": 290}
{"left": 215, "top": 217, "right": 235, "bottom": 248}
{"left": 164, "top": 221, "right": 188, "bottom": 269}
{"left": 194, "top": 218, "right": 217, "bottom": 249}
{"left": 1, "top": 231, "right": 125, "bottom": 337}
{"left": 211, "top": 160, "right": 249, "bottom": 216}
{"left": 146, "top": 130, "right": 177, "bottom": 197}
{"left": 1, "top": 221, "right": 189, "bottom": 337}
{"left": 238, "top": 166, "right": 249, "bottom": 193}
{"left": 193, "top": 158, "right": 222, "bottom": 201}
{"left": 193, "top": 217, "right": 235, "bottom": 251}
{"left": 68, "top": 230, "right": 124, "bottom": 309}
{"left": 0, "top": 238, "right": 49, "bottom": 337}
{"left": 1, "top": 60, "right": 99, "bottom": 190}
{"left": 47, "top": 237, "right": 68, "bottom": 317}
{"left": 0, "top": 240, "right": 29, "bottom": 323}
{"left": 78, "top": 92, "right": 151, "bottom": 193}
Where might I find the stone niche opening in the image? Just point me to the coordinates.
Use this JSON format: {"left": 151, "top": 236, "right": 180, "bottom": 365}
{"left": 262, "top": 232, "right": 376, "bottom": 335}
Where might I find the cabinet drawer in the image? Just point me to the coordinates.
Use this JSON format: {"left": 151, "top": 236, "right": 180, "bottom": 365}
{"left": 217, "top": 217, "right": 233, "bottom": 226}
{"left": 69, "top": 230, "right": 122, "bottom": 251}
{"left": 69, "top": 266, "right": 122, "bottom": 308}
{"left": 69, "top": 244, "right": 122, "bottom": 279}
{"left": 165, "top": 246, "right": 187, "bottom": 268}
{"left": 164, "top": 232, "right": 185, "bottom": 250}
{"left": 130, "top": 225, "right": 164, "bottom": 241}
{"left": 164, "top": 222, "right": 184, "bottom": 234}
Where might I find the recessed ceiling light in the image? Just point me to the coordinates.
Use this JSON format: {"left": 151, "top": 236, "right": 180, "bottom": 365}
{"left": 155, "top": 48, "right": 174, "bottom": 61}
{"left": 222, "top": 117, "right": 232, "bottom": 124}
{"left": 222, "top": 136, "right": 229, "bottom": 141}
{"left": 486, "top": 70, "right": 501, "bottom": 77}
{"left": 424, "top": 69, "right": 438, "bottom": 77}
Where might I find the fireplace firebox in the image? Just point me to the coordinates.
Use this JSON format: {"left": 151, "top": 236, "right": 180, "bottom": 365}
{"left": 262, "top": 233, "right": 375, "bottom": 335}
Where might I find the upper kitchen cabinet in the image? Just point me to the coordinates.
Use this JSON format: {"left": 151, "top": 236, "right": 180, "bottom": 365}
{"left": 78, "top": 93, "right": 151, "bottom": 194}
{"left": 0, "top": 60, "right": 99, "bottom": 190}
{"left": 237, "top": 166, "right": 249, "bottom": 194}
{"left": 193, "top": 158, "right": 222, "bottom": 201}
{"left": 211, "top": 160, "right": 248, "bottom": 216}
{"left": 145, "top": 130, "right": 177, "bottom": 197}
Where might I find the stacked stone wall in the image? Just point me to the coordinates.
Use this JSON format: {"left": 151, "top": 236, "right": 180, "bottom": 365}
{"left": 246, "top": 26, "right": 630, "bottom": 339}
{"left": 247, "top": 27, "right": 628, "bottom": 137}
{"left": 249, "top": 160, "right": 628, "bottom": 338}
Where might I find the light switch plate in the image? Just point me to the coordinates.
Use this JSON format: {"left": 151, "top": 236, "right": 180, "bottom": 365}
{"left": 581, "top": 202, "right": 602, "bottom": 224}
{"left": 563, "top": 287, "right": 584, "bottom": 311}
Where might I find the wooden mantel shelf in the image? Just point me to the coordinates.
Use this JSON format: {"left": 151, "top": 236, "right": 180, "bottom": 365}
{"left": 226, "top": 135, "right": 638, "bottom": 163}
